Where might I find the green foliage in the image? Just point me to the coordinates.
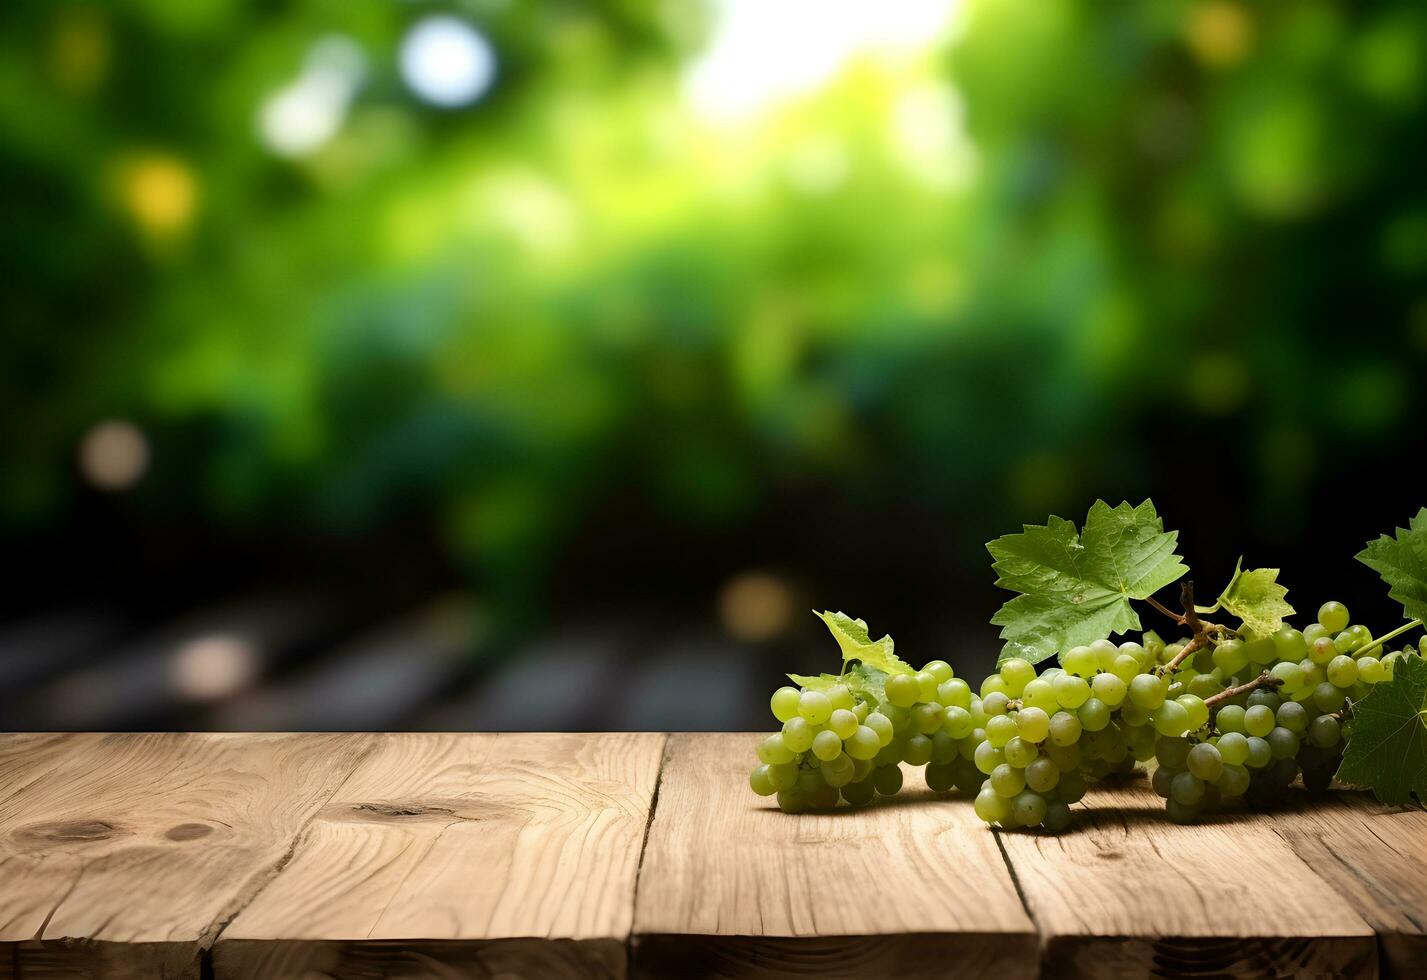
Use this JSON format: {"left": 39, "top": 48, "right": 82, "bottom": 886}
{"left": 1215, "top": 559, "right": 1294, "bottom": 639}
{"left": 1357, "top": 508, "right": 1427, "bottom": 625}
{"left": 988, "top": 500, "right": 1187, "bottom": 664}
{"left": 811, "top": 611, "right": 911, "bottom": 676}
{"left": 1336, "top": 653, "right": 1427, "bottom": 806}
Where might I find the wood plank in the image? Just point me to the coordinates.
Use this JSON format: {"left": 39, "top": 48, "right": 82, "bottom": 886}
{"left": 996, "top": 772, "right": 1378, "bottom": 978}
{"left": 213, "top": 732, "right": 665, "bottom": 979}
{"left": 1265, "top": 792, "right": 1427, "bottom": 978}
{"left": 0, "top": 733, "right": 373, "bottom": 980}
{"left": 631, "top": 733, "right": 1038, "bottom": 979}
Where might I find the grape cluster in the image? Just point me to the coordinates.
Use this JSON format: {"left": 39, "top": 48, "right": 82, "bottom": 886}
{"left": 748, "top": 660, "right": 983, "bottom": 812}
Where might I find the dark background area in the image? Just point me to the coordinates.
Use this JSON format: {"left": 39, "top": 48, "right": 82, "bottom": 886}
{"left": 3, "top": 0, "right": 1426, "bottom": 731}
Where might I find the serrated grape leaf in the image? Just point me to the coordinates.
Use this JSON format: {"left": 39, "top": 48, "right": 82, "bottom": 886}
{"left": 813, "top": 611, "right": 912, "bottom": 676}
{"left": 1217, "top": 558, "right": 1294, "bottom": 639}
{"left": 789, "top": 665, "right": 888, "bottom": 703}
{"left": 1357, "top": 508, "right": 1427, "bottom": 625}
{"left": 1336, "top": 653, "right": 1427, "bottom": 806}
{"left": 988, "top": 499, "right": 1188, "bottom": 665}
{"left": 786, "top": 672, "right": 844, "bottom": 691}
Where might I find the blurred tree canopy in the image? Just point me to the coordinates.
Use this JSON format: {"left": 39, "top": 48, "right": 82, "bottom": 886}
{"left": 2, "top": 0, "right": 1425, "bottom": 621}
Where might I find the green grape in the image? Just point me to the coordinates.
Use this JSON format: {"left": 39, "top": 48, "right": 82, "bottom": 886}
{"left": 1021, "top": 678, "right": 1058, "bottom": 713}
{"left": 1004, "top": 736, "right": 1037, "bottom": 768}
{"left": 986, "top": 714, "right": 1018, "bottom": 748}
{"left": 1303, "top": 622, "right": 1328, "bottom": 644}
{"left": 925, "top": 761, "right": 956, "bottom": 793}
{"left": 841, "top": 778, "right": 876, "bottom": 806}
{"left": 1420, "top": 636, "right": 1427, "bottom": 656}
{"left": 1000, "top": 658, "right": 1036, "bottom": 693}
{"left": 1025, "top": 757, "right": 1060, "bottom": 792}
{"left": 1187, "top": 742, "right": 1223, "bottom": 782}
{"left": 1267, "top": 727, "right": 1300, "bottom": 760}
{"left": 827, "top": 684, "right": 855, "bottom": 711}
{"left": 1299, "top": 660, "right": 1325, "bottom": 690}
{"left": 808, "top": 784, "right": 842, "bottom": 810}
{"left": 1246, "top": 689, "right": 1281, "bottom": 712}
{"left": 782, "top": 717, "right": 815, "bottom": 753}
{"left": 757, "top": 733, "right": 795, "bottom": 765}
{"left": 1245, "top": 637, "right": 1278, "bottom": 665}
{"left": 1244, "top": 735, "right": 1272, "bottom": 769}
{"left": 1216, "top": 731, "right": 1249, "bottom": 766}
{"left": 1091, "top": 672, "right": 1127, "bottom": 707}
{"left": 1129, "top": 673, "right": 1167, "bottom": 709}
{"left": 750, "top": 765, "right": 777, "bottom": 796}
{"left": 821, "top": 753, "right": 855, "bottom": 787}
{"left": 776, "top": 790, "right": 807, "bottom": 813}
{"left": 1130, "top": 725, "right": 1158, "bottom": 761}
{"left": 1012, "top": 791, "right": 1048, "bottom": 827}
{"left": 924, "top": 660, "right": 954, "bottom": 684}
{"left": 980, "top": 674, "right": 1009, "bottom": 697}
{"left": 1269, "top": 661, "right": 1304, "bottom": 695}
{"left": 1155, "top": 736, "right": 1190, "bottom": 768}
{"left": 1079, "top": 698, "right": 1110, "bottom": 732}
{"left": 1062, "top": 644, "right": 1098, "bottom": 678}
{"left": 943, "top": 706, "right": 974, "bottom": 739}
{"left": 797, "top": 768, "right": 825, "bottom": 793}
{"left": 1119, "top": 699, "right": 1151, "bottom": 727}
{"left": 903, "top": 734, "right": 934, "bottom": 766}
{"left": 1312, "top": 682, "right": 1344, "bottom": 713}
{"left": 1166, "top": 798, "right": 1200, "bottom": 824}
{"left": 798, "top": 690, "right": 833, "bottom": 725}
{"left": 1152, "top": 765, "right": 1174, "bottom": 798}
{"left": 828, "top": 708, "right": 859, "bottom": 740}
{"left": 1111, "top": 653, "right": 1142, "bottom": 683}
{"left": 911, "top": 702, "right": 944, "bottom": 735}
{"left": 852, "top": 701, "right": 871, "bottom": 722}
{"left": 1275, "top": 701, "right": 1308, "bottom": 734}
{"left": 851, "top": 757, "right": 874, "bottom": 782}
{"left": 845, "top": 726, "right": 881, "bottom": 760}
{"left": 958, "top": 733, "right": 981, "bottom": 762}
{"left": 1213, "top": 639, "right": 1249, "bottom": 674}
{"left": 974, "top": 739, "right": 1005, "bottom": 775}
{"left": 1170, "top": 771, "right": 1205, "bottom": 805}
{"left": 1054, "top": 673, "right": 1091, "bottom": 709}
{"left": 1348, "top": 624, "right": 1373, "bottom": 646}
{"left": 771, "top": 686, "right": 801, "bottom": 722}
{"left": 1214, "top": 703, "right": 1245, "bottom": 733}
{"left": 1274, "top": 627, "right": 1307, "bottom": 664}
{"left": 886, "top": 673, "right": 921, "bottom": 707}
{"left": 982, "top": 692, "right": 1010, "bottom": 716}
{"left": 873, "top": 764, "right": 904, "bottom": 796}
{"left": 1309, "top": 636, "right": 1337, "bottom": 665}
{"left": 1151, "top": 699, "right": 1190, "bottom": 737}
{"left": 937, "top": 677, "right": 972, "bottom": 709}
{"left": 1333, "top": 631, "right": 1360, "bottom": 655}
{"left": 975, "top": 787, "right": 1011, "bottom": 824}
{"left": 916, "top": 670, "right": 940, "bottom": 702}
{"left": 865, "top": 712, "right": 895, "bottom": 746}
{"left": 1357, "top": 656, "right": 1386, "bottom": 684}
{"left": 1186, "top": 673, "right": 1222, "bottom": 700}
{"left": 1177, "top": 695, "right": 1209, "bottom": 731}
{"left": 1048, "top": 711, "right": 1082, "bottom": 746}
{"left": 1016, "top": 706, "right": 1051, "bottom": 743}
{"left": 1308, "top": 714, "right": 1341, "bottom": 748}
{"left": 1243, "top": 704, "right": 1275, "bottom": 737}
{"left": 991, "top": 763, "right": 1026, "bottom": 797}
{"left": 875, "top": 741, "right": 903, "bottom": 767}
{"left": 1318, "top": 601, "right": 1350, "bottom": 633}
{"left": 1217, "top": 763, "right": 1250, "bottom": 798}
{"left": 812, "top": 730, "right": 843, "bottom": 761}
{"left": 1045, "top": 740, "right": 1080, "bottom": 771}
{"left": 930, "top": 731, "right": 958, "bottom": 764}
{"left": 1043, "top": 801, "right": 1072, "bottom": 832}
{"left": 768, "top": 762, "right": 799, "bottom": 791}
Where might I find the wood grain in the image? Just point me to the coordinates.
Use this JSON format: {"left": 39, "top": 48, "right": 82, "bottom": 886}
{"left": 213, "top": 732, "right": 665, "bottom": 979}
{"left": 631, "top": 733, "right": 1038, "bottom": 979}
{"left": 1263, "top": 792, "right": 1427, "bottom": 979}
{"left": 995, "top": 770, "right": 1378, "bottom": 978}
{"left": 0, "top": 732, "right": 373, "bottom": 980}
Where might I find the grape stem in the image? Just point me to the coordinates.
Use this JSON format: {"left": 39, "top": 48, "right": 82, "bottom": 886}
{"left": 1353, "top": 619, "right": 1423, "bottom": 659}
{"left": 1204, "top": 671, "right": 1283, "bottom": 712}
{"left": 1152, "top": 582, "right": 1237, "bottom": 674}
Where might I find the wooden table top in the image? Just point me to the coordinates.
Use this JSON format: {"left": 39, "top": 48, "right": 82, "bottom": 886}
{"left": 0, "top": 732, "right": 1421, "bottom": 979}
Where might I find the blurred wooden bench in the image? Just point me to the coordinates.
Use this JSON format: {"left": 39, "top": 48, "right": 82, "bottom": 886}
{"left": 1, "top": 732, "right": 1420, "bottom": 978}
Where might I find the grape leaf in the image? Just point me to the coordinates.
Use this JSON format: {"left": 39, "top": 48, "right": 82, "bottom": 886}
{"left": 987, "top": 499, "right": 1188, "bottom": 664}
{"left": 812, "top": 611, "right": 912, "bottom": 676}
{"left": 1216, "top": 558, "right": 1294, "bottom": 639}
{"left": 1357, "top": 508, "right": 1427, "bottom": 624}
{"left": 788, "top": 665, "right": 888, "bottom": 704}
{"left": 1335, "top": 653, "right": 1427, "bottom": 806}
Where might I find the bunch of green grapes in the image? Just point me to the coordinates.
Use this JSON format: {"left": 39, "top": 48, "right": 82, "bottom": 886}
{"left": 748, "top": 660, "right": 983, "bottom": 812}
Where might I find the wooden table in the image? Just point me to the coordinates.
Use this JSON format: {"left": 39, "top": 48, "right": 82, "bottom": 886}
{"left": 1, "top": 733, "right": 1422, "bottom": 979}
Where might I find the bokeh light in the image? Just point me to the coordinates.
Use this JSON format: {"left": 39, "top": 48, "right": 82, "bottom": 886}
{"left": 77, "top": 420, "right": 150, "bottom": 491}
{"left": 399, "top": 16, "right": 497, "bottom": 109}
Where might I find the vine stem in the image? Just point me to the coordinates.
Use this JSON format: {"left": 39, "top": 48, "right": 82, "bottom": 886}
{"left": 1151, "top": 581, "right": 1237, "bottom": 675}
{"left": 1353, "top": 619, "right": 1423, "bottom": 659}
{"left": 1161, "top": 635, "right": 1206, "bottom": 673}
{"left": 1147, "top": 595, "right": 1185, "bottom": 624}
{"left": 1204, "top": 671, "right": 1283, "bottom": 712}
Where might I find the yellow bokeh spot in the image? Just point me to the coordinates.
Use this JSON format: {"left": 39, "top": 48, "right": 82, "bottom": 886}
{"left": 120, "top": 153, "right": 199, "bottom": 239}
{"left": 1185, "top": 3, "right": 1254, "bottom": 69}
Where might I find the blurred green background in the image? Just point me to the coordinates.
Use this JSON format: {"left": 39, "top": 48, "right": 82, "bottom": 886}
{"left": 2, "top": 0, "right": 1425, "bottom": 730}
